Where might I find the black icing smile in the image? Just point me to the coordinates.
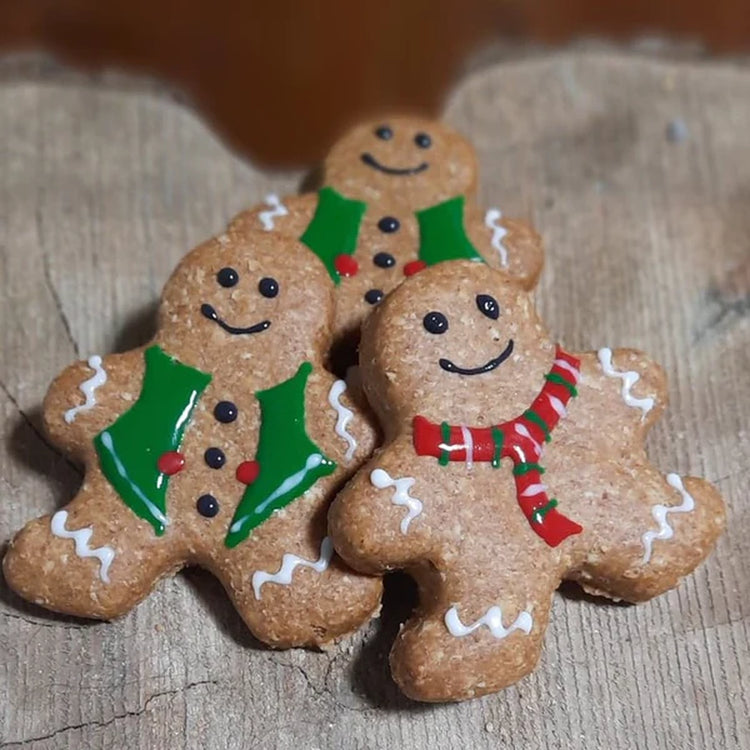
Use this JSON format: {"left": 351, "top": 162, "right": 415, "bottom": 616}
{"left": 361, "top": 153, "right": 429, "bottom": 176}
{"left": 200, "top": 303, "right": 271, "bottom": 336}
{"left": 439, "top": 339, "right": 514, "bottom": 376}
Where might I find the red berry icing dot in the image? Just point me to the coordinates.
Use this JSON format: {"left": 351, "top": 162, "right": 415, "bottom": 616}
{"left": 334, "top": 254, "right": 359, "bottom": 277}
{"left": 236, "top": 460, "right": 260, "bottom": 485}
{"left": 157, "top": 451, "right": 185, "bottom": 475}
{"left": 404, "top": 260, "right": 427, "bottom": 277}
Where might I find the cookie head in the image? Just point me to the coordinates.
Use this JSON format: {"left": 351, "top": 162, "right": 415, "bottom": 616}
{"left": 324, "top": 115, "right": 478, "bottom": 208}
{"left": 361, "top": 261, "right": 551, "bottom": 422}
{"left": 159, "top": 233, "right": 333, "bottom": 379}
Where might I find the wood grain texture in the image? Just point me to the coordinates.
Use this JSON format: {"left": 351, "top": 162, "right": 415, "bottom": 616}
{"left": 1, "top": 53, "right": 749, "bottom": 749}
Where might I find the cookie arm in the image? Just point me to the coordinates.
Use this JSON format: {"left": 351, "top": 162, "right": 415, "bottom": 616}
{"left": 465, "top": 203, "right": 544, "bottom": 290}
{"left": 43, "top": 350, "right": 145, "bottom": 461}
{"left": 228, "top": 193, "right": 318, "bottom": 238}
{"left": 575, "top": 348, "right": 668, "bottom": 441}
{"left": 329, "top": 438, "right": 433, "bottom": 575}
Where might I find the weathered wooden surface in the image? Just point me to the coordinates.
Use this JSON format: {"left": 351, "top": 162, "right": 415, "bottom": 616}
{"left": 1, "top": 53, "right": 749, "bottom": 749}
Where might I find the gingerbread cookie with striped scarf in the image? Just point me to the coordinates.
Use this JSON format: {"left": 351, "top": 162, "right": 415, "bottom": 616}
{"left": 3, "top": 231, "right": 381, "bottom": 647}
{"left": 329, "top": 260, "right": 726, "bottom": 701}
{"left": 231, "top": 115, "right": 543, "bottom": 356}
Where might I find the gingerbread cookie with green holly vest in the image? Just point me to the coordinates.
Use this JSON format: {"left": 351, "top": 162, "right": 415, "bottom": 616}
{"left": 3, "top": 232, "right": 381, "bottom": 647}
{"left": 329, "top": 260, "right": 726, "bottom": 701}
{"left": 232, "top": 115, "right": 543, "bottom": 345}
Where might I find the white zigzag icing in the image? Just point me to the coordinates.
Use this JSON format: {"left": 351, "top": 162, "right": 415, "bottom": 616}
{"left": 484, "top": 208, "right": 509, "bottom": 267}
{"left": 64, "top": 355, "right": 107, "bottom": 424}
{"left": 641, "top": 473, "right": 696, "bottom": 564}
{"left": 50, "top": 510, "right": 115, "bottom": 583}
{"left": 444, "top": 604, "right": 533, "bottom": 639}
{"left": 370, "top": 468, "right": 423, "bottom": 534}
{"left": 258, "top": 193, "right": 289, "bottom": 230}
{"left": 327, "top": 380, "right": 357, "bottom": 462}
{"left": 597, "top": 347, "right": 654, "bottom": 417}
{"left": 252, "top": 536, "right": 333, "bottom": 599}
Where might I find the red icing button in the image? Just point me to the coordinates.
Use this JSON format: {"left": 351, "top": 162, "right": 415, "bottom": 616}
{"left": 404, "top": 260, "right": 427, "bottom": 277}
{"left": 334, "top": 254, "right": 359, "bottom": 277}
{"left": 236, "top": 460, "right": 260, "bottom": 485}
{"left": 157, "top": 451, "right": 185, "bottom": 475}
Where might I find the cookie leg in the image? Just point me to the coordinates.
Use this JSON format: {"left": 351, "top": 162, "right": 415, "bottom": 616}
{"left": 389, "top": 559, "right": 557, "bottom": 702}
{"left": 3, "top": 474, "right": 182, "bottom": 619}
{"left": 562, "top": 462, "right": 726, "bottom": 602}
{"left": 212, "top": 529, "right": 382, "bottom": 648}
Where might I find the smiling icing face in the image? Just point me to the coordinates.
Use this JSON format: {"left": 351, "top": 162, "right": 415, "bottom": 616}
{"left": 323, "top": 115, "right": 479, "bottom": 209}
{"left": 360, "top": 260, "right": 555, "bottom": 424}
{"left": 158, "top": 233, "right": 334, "bottom": 385}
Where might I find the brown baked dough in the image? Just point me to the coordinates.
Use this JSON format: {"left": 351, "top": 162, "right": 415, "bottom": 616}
{"left": 329, "top": 260, "right": 726, "bottom": 701}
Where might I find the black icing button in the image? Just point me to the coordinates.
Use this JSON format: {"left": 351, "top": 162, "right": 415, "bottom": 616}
{"left": 373, "top": 252, "right": 396, "bottom": 269}
{"left": 377, "top": 216, "right": 400, "bottom": 233}
{"left": 197, "top": 494, "right": 220, "bottom": 517}
{"left": 365, "top": 289, "right": 384, "bottom": 305}
{"left": 204, "top": 447, "right": 226, "bottom": 469}
{"left": 214, "top": 401, "right": 238, "bottom": 423}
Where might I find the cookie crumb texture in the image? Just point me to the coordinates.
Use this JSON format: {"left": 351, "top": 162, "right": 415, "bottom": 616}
{"left": 2, "top": 230, "right": 381, "bottom": 648}
{"left": 231, "top": 115, "right": 544, "bottom": 345}
{"left": 329, "top": 260, "right": 726, "bottom": 701}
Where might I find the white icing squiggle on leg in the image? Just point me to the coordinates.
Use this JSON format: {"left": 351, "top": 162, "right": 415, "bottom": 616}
{"left": 641, "top": 473, "right": 696, "bottom": 564}
{"left": 445, "top": 604, "right": 533, "bottom": 639}
{"left": 370, "top": 468, "right": 423, "bottom": 534}
{"left": 484, "top": 208, "right": 509, "bottom": 268}
{"left": 258, "top": 193, "right": 289, "bottom": 230}
{"left": 50, "top": 510, "right": 115, "bottom": 583}
{"left": 252, "top": 536, "right": 333, "bottom": 599}
{"left": 64, "top": 355, "right": 107, "bottom": 424}
{"left": 327, "top": 380, "right": 357, "bottom": 462}
{"left": 597, "top": 347, "right": 654, "bottom": 417}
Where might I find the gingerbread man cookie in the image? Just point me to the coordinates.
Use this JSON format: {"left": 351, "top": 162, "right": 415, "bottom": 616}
{"left": 329, "top": 260, "right": 726, "bottom": 701}
{"left": 232, "top": 115, "right": 543, "bottom": 347}
{"left": 3, "top": 231, "right": 381, "bottom": 647}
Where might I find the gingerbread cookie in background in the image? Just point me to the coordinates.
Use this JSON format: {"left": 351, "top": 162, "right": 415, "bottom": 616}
{"left": 231, "top": 115, "right": 544, "bottom": 356}
{"left": 3, "top": 231, "right": 382, "bottom": 648}
{"left": 329, "top": 260, "right": 726, "bottom": 702}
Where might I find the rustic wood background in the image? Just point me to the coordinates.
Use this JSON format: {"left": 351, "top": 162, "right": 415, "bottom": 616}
{"left": 1, "top": 52, "right": 749, "bottom": 749}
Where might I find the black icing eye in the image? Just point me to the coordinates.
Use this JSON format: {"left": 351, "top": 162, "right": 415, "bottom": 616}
{"left": 373, "top": 252, "right": 396, "bottom": 268}
{"left": 414, "top": 132, "right": 432, "bottom": 149}
{"left": 375, "top": 125, "right": 393, "bottom": 141}
{"left": 217, "top": 267, "right": 239, "bottom": 288}
{"left": 365, "top": 289, "right": 384, "bottom": 305}
{"left": 476, "top": 294, "right": 500, "bottom": 320}
{"left": 423, "top": 311, "right": 448, "bottom": 334}
{"left": 377, "top": 216, "right": 400, "bottom": 233}
{"left": 258, "top": 277, "right": 279, "bottom": 298}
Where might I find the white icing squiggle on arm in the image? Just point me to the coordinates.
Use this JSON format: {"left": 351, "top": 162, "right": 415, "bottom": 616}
{"left": 641, "top": 473, "right": 696, "bottom": 564}
{"left": 597, "top": 347, "right": 655, "bottom": 418}
{"left": 64, "top": 355, "right": 107, "bottom": 424}
{"left": 258, "top": 193, "right": 289, "bottom": 230}
{"left": 370, "top": 468, "right": 423, "bottom": 534}
{"left": 252, "top": 536, "right": 333, "bottom": 599}
{"left": 484, "top": 208, "right": 509, "bottom": 268}
{"left": 327, "top": 380, "right": 357, "bottom": 462}
{"left": 445, "top": 604, "right": 533, "bottom": 639}
{"left": 50, "top": 510, "right": 115, "bottom": 583}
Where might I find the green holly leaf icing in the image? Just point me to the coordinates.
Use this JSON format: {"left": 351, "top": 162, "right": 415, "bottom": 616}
{"left": 94, "top": 346, "right": 211, "bottom": 535}
{"left": 225, "top": 362, "right": 336, "bottom": 548}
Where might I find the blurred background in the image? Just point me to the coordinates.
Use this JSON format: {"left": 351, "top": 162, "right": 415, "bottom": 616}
{"left": 2, "top": 0, "right": 750, "bottom": 166}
